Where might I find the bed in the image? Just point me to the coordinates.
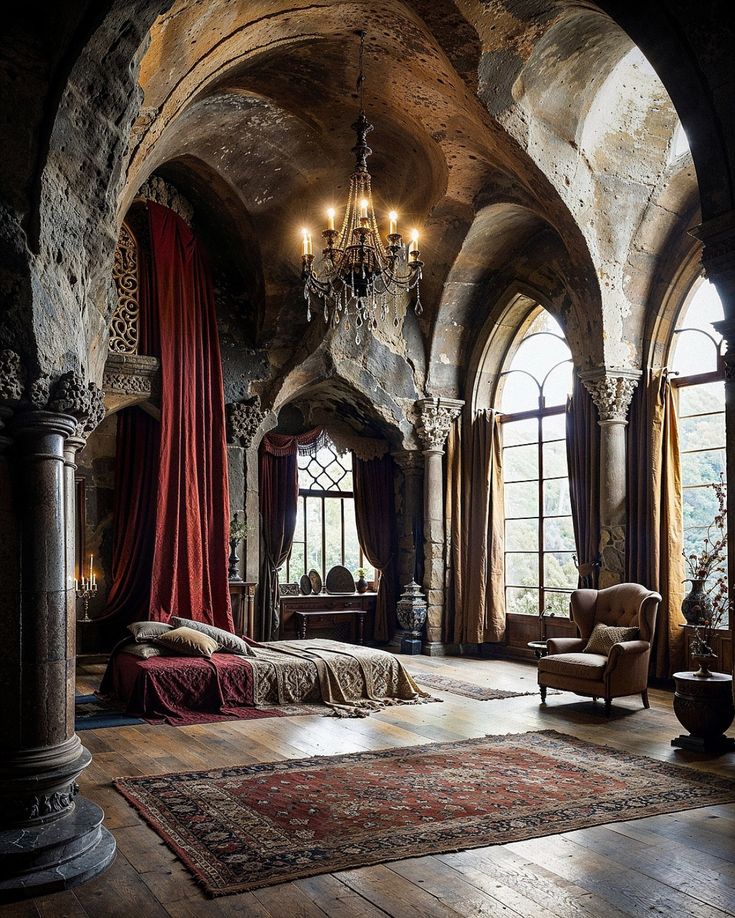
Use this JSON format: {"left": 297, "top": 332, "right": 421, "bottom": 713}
{"left": 100, "top": 638, "right": 431, "bottom": 724}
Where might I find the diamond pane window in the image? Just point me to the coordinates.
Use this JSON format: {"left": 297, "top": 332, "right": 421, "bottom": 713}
{"left": 282, "top": 437, "right": 372, "bottom": 586}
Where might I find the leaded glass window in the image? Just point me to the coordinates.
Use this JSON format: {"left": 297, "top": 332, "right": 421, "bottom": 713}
{"left": 671, "top": 280, "right": 728, "bottom": 623}
{"left": 500, "top": 309, "right": 576, "bottom": 616}
{"left": 282, "top": 439, "right": 369, "bottom": 584}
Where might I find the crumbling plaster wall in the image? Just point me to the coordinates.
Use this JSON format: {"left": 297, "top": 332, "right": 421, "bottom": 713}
{"left": 468, "top": 2, "right": 685, "bottom": 372}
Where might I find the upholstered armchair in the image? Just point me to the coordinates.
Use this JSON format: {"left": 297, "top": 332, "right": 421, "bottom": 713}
{"left": 537, "top": 583, "right": 661, "bottom": 716}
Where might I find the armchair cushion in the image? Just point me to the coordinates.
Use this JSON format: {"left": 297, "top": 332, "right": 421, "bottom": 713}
{"left": 539, "top": 652, "right": 608, "bottom": 680}
{"left": 583, "top": 623, "right": 639, "bottom": 655}
{"left": 546, "top": 637, "right": 586, "bottom": 655}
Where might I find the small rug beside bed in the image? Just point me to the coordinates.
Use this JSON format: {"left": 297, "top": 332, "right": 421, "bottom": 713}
{"left": 410, "top": 672, "right": 541, "bottom": 700}
{"left": 114, "top": 729, "right": 735, "bottom": 897}
{"left": 75, "top": 694, "right": 146, "bottom": 730}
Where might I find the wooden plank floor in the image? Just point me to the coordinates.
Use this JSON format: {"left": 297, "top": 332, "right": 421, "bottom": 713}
{"left": 4, "top": 655, "right": 735, "bottom": 917}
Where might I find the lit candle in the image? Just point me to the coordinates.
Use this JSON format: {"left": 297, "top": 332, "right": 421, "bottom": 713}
{"left": 74, "top": 577, "right": 78, "bottom": 591}
{"left": 326, "top": 208, "right": 336, "bottom": 232}
{"left": 409, "top": 229, "right": 419, "bottom": 252}
{"left": 89, "top": 554, "right": 93, "bottom": 583}
{"left": 302, "top": 229, "right": 312, "bottom": 257}
{"left": 388, "top": 210, "right": 398, "bottom": 236}
{"left": 360, "top": 198, "right": 369, "bottom": 220}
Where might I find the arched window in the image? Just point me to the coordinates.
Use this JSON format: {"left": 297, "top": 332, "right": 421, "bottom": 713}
{"left": 282, "top": 436, "right": 367, "bottom": 583}
{"left": 670, "top": 280, "right": 727, "bottom": 615}
{"left": 499, "top": 309, "right": 576, "bottom": 616}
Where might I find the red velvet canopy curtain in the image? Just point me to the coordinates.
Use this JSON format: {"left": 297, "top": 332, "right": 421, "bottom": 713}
{"left": 353, "top": 452, "right": 397, "bottom": 643}
{"left": 258, "top": 428, "right": 325, "bottom": 640}
{"left": 103, "top": 221, "right": 160, "bottom": 636}
{"left": 147, "top": 202, "right": 233, "bottom": 630}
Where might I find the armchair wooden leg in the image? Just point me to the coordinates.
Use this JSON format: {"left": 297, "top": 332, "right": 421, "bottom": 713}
{"left": 540, "top": 685, "right": 547, "bottom": 704}
{"left": 642, "top": 690, "right": 650, "bottom": 709}
{"left": 604, "top": 698, "right": 611, "bottom": 718}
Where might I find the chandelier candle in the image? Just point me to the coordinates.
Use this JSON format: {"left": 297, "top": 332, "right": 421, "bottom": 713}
{"left": 300, "top": 30, "right": 424, "bottom": 344}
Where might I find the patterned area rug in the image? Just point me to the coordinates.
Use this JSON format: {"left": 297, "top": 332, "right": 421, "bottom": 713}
{"left": 114, "top": 729, "right": 735, "bottom": 897}
{"left": 411, "top": 672, "right": 545, "bottom": 700}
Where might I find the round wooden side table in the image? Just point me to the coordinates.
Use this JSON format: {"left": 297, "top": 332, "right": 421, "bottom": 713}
{"left": 671, "top": 670, "right": 735, "bottom": 753}
{"left": 528, "top": 640, "right": 548, "bottom": 659}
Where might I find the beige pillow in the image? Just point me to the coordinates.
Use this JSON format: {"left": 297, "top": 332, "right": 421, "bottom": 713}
{"left": 170, "top": 617, "right": 253, "bottom": 656}
{"left": 584, "top": 622, "right": 639, "bottom": 655}
{"left": 154, "top": 626, "right": 219, "bottom": 658}
{"left": 120, "top": 642, "right": 164, "bottom": 659}
{"left": 128, "top": 621, "right": 172, "bottom": 643}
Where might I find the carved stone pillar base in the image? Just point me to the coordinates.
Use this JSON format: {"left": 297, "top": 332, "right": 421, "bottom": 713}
{"left": 422, "top": 641, "right": 450, "bottom": 656}
{"left": 0, "top": 798, "right": 116, "bottom": 896}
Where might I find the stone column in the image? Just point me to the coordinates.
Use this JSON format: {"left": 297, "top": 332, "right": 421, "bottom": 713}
{"left": 580, "top": 369, "right": 640, "bottom": 588}
{"left": 226, "top": 397, "right": 265, "bottom": 582}
{"left": 391, "top": 450, "right": 424, "bottom": 648}
{"left": 415, "top": 397, "right": 463, "bottom": 654}
{"left": 0, "top": 364, "right": 115, "bottom": 894}
{"left": 693, "top": 212, "right": 735, "bottom": 679}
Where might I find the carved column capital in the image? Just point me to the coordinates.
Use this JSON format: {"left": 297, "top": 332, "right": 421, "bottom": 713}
{"left": 0, "top": 349, "right": 26, "bottom": 450}
{"left": 0, "top": 349, "right": 26, "bottom": 405}
{"left": 579, "top": 369, "right": 640, "bottom": 423}
{"left": 47, "top": 371, "right": 106, "bottom": 440}
{"left": 414, "top": 397, "right": 464, "bottom": 453}
{"left": 226, "top": 396, "right": 265, "bottom": 448}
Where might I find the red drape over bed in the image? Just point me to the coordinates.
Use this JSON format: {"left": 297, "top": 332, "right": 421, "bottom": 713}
{"left": 146, "top": 202, "right": 233, "bottom": 630}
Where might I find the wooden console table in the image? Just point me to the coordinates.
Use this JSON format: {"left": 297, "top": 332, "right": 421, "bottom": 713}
{"left": 295, "top": 609, "right": 367, "bottom": 644}
{"left": 280, "top": 593, "right": 376, "bottom": 643}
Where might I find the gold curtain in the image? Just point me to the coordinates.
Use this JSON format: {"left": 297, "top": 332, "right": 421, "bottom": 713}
{"left": 626, "top": 368, "right": 685, "bottom": 678}
{"left": 566, "top": 375, "right": 601, "bottom": 587}
{"left": 445, "top": 410, "right": 505, "bottom": 645}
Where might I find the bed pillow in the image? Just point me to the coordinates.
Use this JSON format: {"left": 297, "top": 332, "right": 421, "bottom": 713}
{"left": 154, "top": 626, "right": 219, "bottom": 658}
{"left": 583, "top": 622, "right": 639, "bottom": 655}
{"left": 170, "top": 617, "right": 254, "bottom": 656}
{"left": 120, "top": 642, "right": 164, "bottom": 659}
{"left": 128, "top": 621, "right": 173, "bottom": 643}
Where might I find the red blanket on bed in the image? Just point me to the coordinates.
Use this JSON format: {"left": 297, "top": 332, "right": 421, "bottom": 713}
{"left": 100, "top": 651, "right": 267, "bottom": 726}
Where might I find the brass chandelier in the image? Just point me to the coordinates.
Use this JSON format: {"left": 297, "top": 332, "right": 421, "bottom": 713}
{"left": 301, "top": 31, "right": 424, "bottom": 344}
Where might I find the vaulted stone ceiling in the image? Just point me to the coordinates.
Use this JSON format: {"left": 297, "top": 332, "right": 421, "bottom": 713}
{"left": 2, "top": 0, "right": 710, "bottom": 440}
{"left": 117, "top": 0, "right": 694, "bottom": 391}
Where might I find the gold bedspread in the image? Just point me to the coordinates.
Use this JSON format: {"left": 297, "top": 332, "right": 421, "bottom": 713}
{"left": 247, "top": 640, "right": 434, "bottom": 717}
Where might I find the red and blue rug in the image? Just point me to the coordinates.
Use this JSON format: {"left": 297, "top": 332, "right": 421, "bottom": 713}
{"left": 114, "top": 729, "right": 735, "bottom": 897}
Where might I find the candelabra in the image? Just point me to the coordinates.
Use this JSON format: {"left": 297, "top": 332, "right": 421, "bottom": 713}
{"left": 75, "top": 563, "right": 98, "bottom": 623}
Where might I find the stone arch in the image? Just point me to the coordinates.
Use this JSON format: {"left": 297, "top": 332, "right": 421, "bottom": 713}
{"left": 465, "top": 286, "right": 555, "bottom": 415}
{"left": 427, "top": 200, "right": 602, "bottom": 397}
